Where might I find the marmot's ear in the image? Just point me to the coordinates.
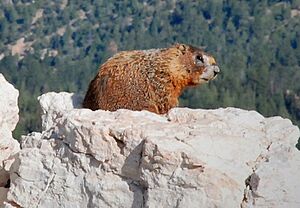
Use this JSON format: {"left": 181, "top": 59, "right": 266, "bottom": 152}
{"left": 175, "top": 43, "right": 187, "bottom": 54}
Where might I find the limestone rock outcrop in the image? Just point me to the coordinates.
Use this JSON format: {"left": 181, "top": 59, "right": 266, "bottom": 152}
{"left": 0, "top": 74, "right": 20, "bottom": 205}
{"left": 0, "top": 74, "right": 299, "bottom": 207}
{"left": 2, "top": 90, "right": 300, "bottom": 207}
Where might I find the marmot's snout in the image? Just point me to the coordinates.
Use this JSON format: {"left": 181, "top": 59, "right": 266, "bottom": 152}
{"left": 212, "top": 65, "right": 220, "bottom": 77}
{"left": 199, "top": 54, "right": 220, "bottom": 82}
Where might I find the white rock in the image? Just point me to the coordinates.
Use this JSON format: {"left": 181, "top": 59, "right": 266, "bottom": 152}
{"left": 0, "top": 74, "right": 20, "bottom": 206}
{"left": 2, "top": 92, "right": 300, "bottom": 208}
{"left": 0, "top": 74, "right": 19, "bottom": 132}
{"left": 38, "top": 92, "right": 82, "bottom": 131}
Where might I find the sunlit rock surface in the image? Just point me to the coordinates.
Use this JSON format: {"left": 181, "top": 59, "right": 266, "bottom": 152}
{"left": 1, "top": 89, "right": 300, "bottom": 207}
{"left": 0, "top": 74, "right": 20, "bottom": 206}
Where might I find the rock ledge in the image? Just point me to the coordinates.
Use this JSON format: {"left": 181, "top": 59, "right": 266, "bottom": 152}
{"left": 0, "top": 76, "right": 299, "bottom": 207}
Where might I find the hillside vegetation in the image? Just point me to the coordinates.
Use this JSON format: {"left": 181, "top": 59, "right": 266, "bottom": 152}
{"left": 0, "top": 0, "right": 299, "bottom": 139}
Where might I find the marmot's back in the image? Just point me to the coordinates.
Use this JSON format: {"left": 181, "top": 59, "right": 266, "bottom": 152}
{"left": 83, "top": 44, "right": 220, "bottom": 114}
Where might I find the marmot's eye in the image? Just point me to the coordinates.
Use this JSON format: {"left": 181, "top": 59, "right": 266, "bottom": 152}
{"left": 195, "top": 55, "right": 204, "bottom": 65}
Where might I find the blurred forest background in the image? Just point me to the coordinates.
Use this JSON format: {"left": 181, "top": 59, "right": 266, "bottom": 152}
{"left": 0, "top": 0, "right": 300, "bottom": 144}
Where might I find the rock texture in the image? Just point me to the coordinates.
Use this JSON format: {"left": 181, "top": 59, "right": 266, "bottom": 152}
{"left": 0, "top": 90, "right": 299, "bottom": 208}
{"left": 0, "top": 74, "right": 20, "bottom": 205}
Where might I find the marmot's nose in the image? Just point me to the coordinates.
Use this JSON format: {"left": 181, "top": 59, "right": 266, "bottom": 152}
{"left": 213, "top": 66, "right": 220, "bottom": 77}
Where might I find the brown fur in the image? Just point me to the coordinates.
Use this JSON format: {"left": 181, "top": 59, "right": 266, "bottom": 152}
{"left": 83, "top": 43, "right": 219, "bottom": 114}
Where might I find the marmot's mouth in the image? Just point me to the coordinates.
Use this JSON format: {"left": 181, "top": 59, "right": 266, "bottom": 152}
{"left": 199, "top": 65, "right": 220, "bottom": 83}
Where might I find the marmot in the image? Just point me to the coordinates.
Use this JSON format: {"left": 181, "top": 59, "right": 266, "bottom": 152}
{"left": 83, "top": 43, "right": 220, "bottom": 114}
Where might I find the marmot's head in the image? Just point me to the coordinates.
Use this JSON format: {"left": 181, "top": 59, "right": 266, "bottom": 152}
{"left": 172, "top": 43, "right": 220, "bottom": 86}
